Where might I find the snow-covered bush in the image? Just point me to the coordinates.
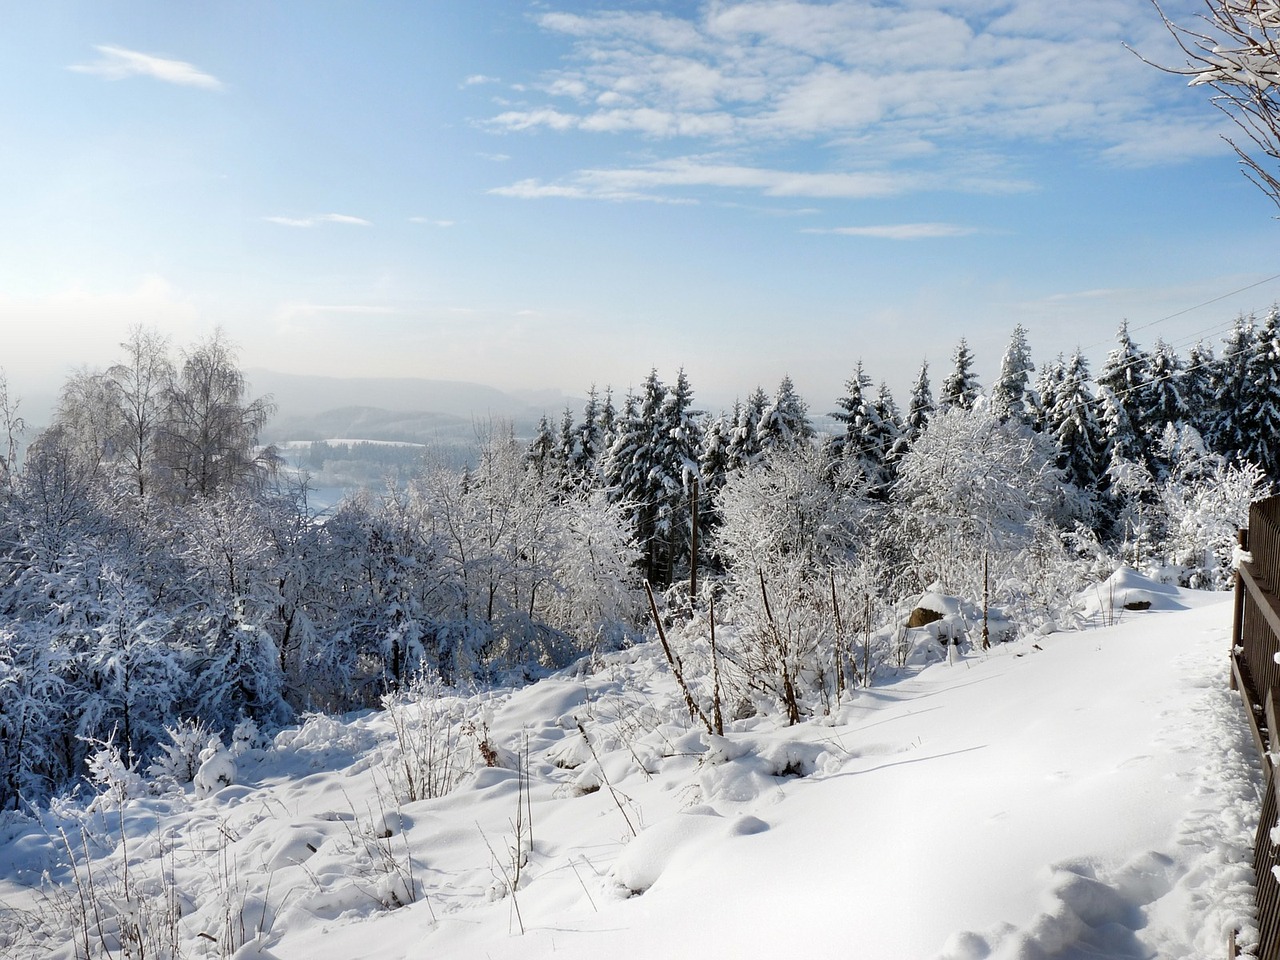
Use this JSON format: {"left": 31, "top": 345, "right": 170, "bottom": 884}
{"left": 147, "top": 717, "right": 214, "bottom": 788}
{"left": 892, "top": 406, "right": 1082, "bottom": 634}
{"left": 1158, "top": 459, "right": 1271, "bottom": 589}
{"left": 711, "top": 448, "right": 875, "bottom": 721}
{"left": 84, "top": 738, "right": 145, "bottom": 811}
{"left": 194, "top": 735, "right": 236, "bottom": 798}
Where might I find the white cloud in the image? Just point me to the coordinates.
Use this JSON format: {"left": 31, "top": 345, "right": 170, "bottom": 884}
{"left": 804, "top": 223, "right": 977, "bottom": 239}
{"left": 488, "top": 0, "right": 1220, "bottom": 194}
{"left": 463, "top": 74, "right": 500, "bottom": 86}
{"left": 69, "top": 45, "right": 223, "bottom": 91}
{"left": 491, "top": 156, "right": 1027, "bottom": 203}
{"left": 263, "top": 213, "right": 372, "bottom": 228}
{"left": 408, "top": 217, "right": 456, "bottom": 226}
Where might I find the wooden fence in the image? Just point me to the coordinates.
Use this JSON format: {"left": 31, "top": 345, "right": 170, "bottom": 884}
{"left": 1231, "top": 495, "right": 1280, "bottom": 959}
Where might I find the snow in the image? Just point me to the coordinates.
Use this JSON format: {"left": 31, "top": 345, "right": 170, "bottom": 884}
{"left": 0, "top": 589, "right": 1261, "bottom": 959}
{"left": 1077, "top": 565, "right": 1186, "bottom": 620}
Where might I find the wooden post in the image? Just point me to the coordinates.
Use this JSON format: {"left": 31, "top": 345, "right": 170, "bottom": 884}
{"left": 863, "top": 595, "right": 871, "bottom": 688}
{"left": 689, "top": 476, "right": 699, "bottom": 610}
{"left": 710, "top": 594, "right": 724, "bottom": 736}
{"left": 982, "top": 552, "right": 990, "bottom": 651}
{"left": 831, "top": 571, "right": 845, "bottom": 698}
{"left": 1232, "top": 527, "right": 1249, "bottom": 691}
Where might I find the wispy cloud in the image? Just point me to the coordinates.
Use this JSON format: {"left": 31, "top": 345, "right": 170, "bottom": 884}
{"left": 492, "top": 157, "right": 1027, "bottom": 203}
{"left": 263, "top": 213, "right": 372, "bottom": 228}
{"left": 69, "top": 45, "right": 223, "bottom": 90}
{"left": 463, "top": 74, "right": 500, "bottom": 86}
{"left": 804, "top": 223, "right": 978, "bottom": 240}
{"left": 484, "top": 1, "right": 1216, "bottom": 204}
{"left": 408, "top": 217, "right": 456, "bottom": 227}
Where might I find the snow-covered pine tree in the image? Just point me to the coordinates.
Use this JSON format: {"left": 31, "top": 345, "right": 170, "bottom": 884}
{"left": 873, "top": 382, "right": 907, "bottom": 475}
{"left": 1098, "top": 385, "right": 1143, "bottom": 471}
{"left": 555, "top": 406, "right": 576, "bottom": 482}
{"left": 1035, "top": 354, "right": 1066, "bottom": 434}
{"left": 652, "top": 368, "right": 703, "bottom": 586}
{"left": 603, "top": 370, "right": 702, "bottom": 586}
{"left": 574, "top": 385, "right": 605, "bottom": 481}
{"left": 939, "top": 339, "right": 982, "bottom": 412}
{"left": 829, "top": 361, "right": 879, "bottom": 460}
{"left": 1096, "top": 321, "right": 1154, "bottom": 462}
{"left": 1182, "top": 340, "right": 1216, "bottom": 438}
{"left": 905, "top": 360, "right": 934, "bottom": 444}
{"left": 599, "top": 386, "right": 619, "bottom": 453}
{"left": 1237, "top": 304, "right": 1280, "bottom": 479}
{"left": 728, "top": 387, "right": 768, "bottom": 470}
{"left": 757, "top": 375, "right": 814, "bottom": 453}
{"left": 1145, "top": 338, "right": 1189, "bottom": 436}
{"left": 828, "top": 365, "right": 898, "bottom": 496}
{"left": 1206, "top": 313, "right": 1258, "bottom": 460}
{"left": 1048, "top": 350, "right": 1108, "bottom": 494}
{"left": 699, "top": 410, "right": 732, "bottom": 499}
{"left": 526, "top": 415, "right": 556, "bottom": 479}
{"left": 604, "top": 378, "right": 660, "bottom": 575}
{"left": 990, "top": 324, "right": 1038, "bottom": 425}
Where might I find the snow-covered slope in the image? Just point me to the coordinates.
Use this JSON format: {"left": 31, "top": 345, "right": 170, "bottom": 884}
{"left": 0, "top": 590, "right": 1260, "bottom": 959}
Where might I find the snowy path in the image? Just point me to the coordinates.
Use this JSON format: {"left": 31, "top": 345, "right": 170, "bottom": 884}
{"left": 0, "top": 593, "right": 1261, "bottom": 959}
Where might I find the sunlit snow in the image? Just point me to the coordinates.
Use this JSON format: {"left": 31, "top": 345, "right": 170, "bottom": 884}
{"left": 0, "top": 586, "right": 1258, "bottom": 959}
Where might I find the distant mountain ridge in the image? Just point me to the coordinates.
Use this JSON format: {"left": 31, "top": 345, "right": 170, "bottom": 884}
{"left": 247, "top": 369, "right": 573, "bottom": 443}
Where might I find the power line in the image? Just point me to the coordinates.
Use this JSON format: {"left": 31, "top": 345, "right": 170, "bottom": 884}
{"left": 1130, "top": 272, "right": 1280, "bottom": 336}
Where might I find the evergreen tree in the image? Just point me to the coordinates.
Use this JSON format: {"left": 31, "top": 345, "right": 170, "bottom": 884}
{"left": 1048, "top": 350, "right": 1108, "bottom": 494}
{"left": 526, "top": 415, "right": 556, "bottom": 479}
{"left": 939, "top": 339, "right": 981, "bottom": 412}
{"left": 1099, "top": 385, "right": 1143, "bottom": 467}
{"left": 599, "top": 386, "right": 619, "bottom": 452}
{"left": 990, "top": 324, "right": 1037, "bottom": 425}
{"left": 1035, "top": 354, "right": 1066, "bottom": 435}
{"left": 1238, "top": 305, "right": 1280, "bottom": 478}
{"left": 699, "top": 411, "right": 733, "bottom": 500}
{"left": 574, "top": 385, "right": 605, "bottom": 480}
{"left": 602, "top": 370, "right": 703, "bottom": 586}
{"left": 871, "top": 381, "right": 907, "bottom": 483}
{"left": 1182, "top": 340, "right": 1216, "bottom": 435}
{"left": 652, "top": 368, "right": 703, "bottom": 583}
{"left": 905, "top": 360, "right": 934, "bottom": 444}
{"left": 1096, "top": 321, "right": 1153, "bottom": 462}
{"left": 1145, "top": 338, "right": 1189, "bottom": 433}
{"left": 555, "top": 406, "right": 576, "bottom": 483}
{"left": 757, "top": 375, "right": 814, "bottom": 452}
{"left": 828, "top": 363, "right": 896, "bottom": 495}
{"left": 829, "top": 362, "right": 877, "bottom": 461}
{"left": 728, "top": 387, "right": 768, "bottom": 470}
{"left": 1207, "top": 313, "right": 1257, "bottom": 459}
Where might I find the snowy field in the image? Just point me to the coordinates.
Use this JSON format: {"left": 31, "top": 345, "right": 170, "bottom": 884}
{"left": 0, "top": 585, "right": 1261, "bottom": 960}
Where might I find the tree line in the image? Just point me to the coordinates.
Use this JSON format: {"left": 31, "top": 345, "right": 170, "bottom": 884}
{"left": 0, "top": 315, "right": 1272, "bottom": 809}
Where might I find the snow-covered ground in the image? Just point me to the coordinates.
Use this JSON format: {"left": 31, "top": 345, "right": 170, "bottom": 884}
{"left": 0, "top": 586, "right": 1261, "bottom": 959}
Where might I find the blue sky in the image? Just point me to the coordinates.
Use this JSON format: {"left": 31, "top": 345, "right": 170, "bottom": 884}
{"left": 2, "top": 0, "right": 1277, "bottom": 418}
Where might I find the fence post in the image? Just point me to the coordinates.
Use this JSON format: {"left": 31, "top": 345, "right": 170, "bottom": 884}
{"left": 1233, "top": 527, "right": 1249, "bottom": 692}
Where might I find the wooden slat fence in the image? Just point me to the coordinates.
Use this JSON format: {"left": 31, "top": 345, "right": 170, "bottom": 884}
{"left": 1232, "top": 495, "right": 1280, "bottom": 959}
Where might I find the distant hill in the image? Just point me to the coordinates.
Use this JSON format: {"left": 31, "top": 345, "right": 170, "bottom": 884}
{"left": 246, "top": 369, "right": 570, "bottom": 443}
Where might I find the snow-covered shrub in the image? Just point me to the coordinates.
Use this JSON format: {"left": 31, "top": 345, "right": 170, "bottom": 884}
{"left": 147, "top": 717, "right": 214, "bottom": 788}
{"left": 1158, "top": 459, "right": 1271, "bottom": 589}
{"left": 711, "top": 447, "right": 874, "bottom": 721}
{"left": 381, "top": 684, "right": 479, "bottom": 803}
{"left": 231, "top": 715, "right": 266, "bottom": 758}
{"left": 194, "top": 734, "right": 236, "bottom": 798}
{"left": 84, "top": 738, "right": 145, "bottom": 811}
{"left": 892, "top": 406, "right": 1082, "bottom": 634}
